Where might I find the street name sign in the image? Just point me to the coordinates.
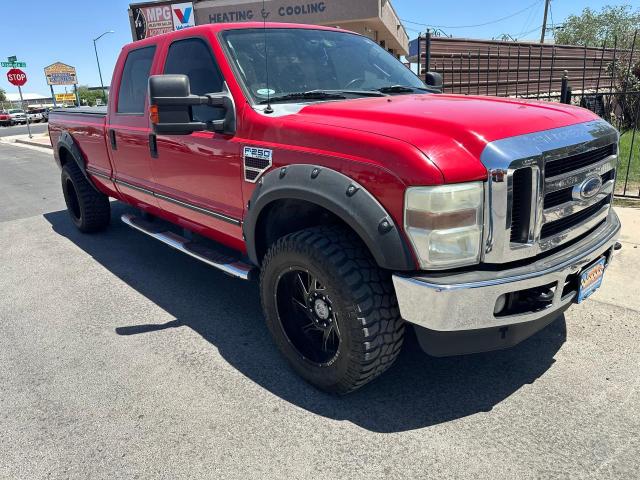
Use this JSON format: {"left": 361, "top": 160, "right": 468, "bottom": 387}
{"left": 1, "top": 61, "right": 27, "bottom": 68}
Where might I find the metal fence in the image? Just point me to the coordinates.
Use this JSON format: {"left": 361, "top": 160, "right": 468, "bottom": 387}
{"left": 418, "top": 32, "right": 640, "bottom": 198}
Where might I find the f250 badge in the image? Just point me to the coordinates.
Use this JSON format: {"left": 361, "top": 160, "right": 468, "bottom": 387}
{"left": 243, "top": 146, "right": 273, "bottom": 183}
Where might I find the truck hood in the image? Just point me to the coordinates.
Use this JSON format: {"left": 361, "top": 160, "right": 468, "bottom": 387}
{"left": 296, "top": 94, "right": 598, "bottom": 183}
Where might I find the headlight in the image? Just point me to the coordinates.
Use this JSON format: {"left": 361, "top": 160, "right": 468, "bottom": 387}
{"left": 404, "top": 182, "right": 484, "bottom": 269}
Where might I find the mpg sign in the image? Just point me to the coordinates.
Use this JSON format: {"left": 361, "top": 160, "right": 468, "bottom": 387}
{"left": 7, "top": 68, "right": 27, "bottom": 86}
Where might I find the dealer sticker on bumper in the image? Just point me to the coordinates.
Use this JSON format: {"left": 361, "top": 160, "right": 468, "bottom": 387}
{"left": 577, "top": 257, "right": 606, "bottom": 303}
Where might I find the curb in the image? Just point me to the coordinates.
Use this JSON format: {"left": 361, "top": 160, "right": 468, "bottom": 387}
{"left": 14, "top": 138, "right": 52, "bottom": 149}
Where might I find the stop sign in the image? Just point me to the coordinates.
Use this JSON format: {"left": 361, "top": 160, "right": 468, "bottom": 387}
{"left": 7, "top": 68, "right": 27, "bottom": 87}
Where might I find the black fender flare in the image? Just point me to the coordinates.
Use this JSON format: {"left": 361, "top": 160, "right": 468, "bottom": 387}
{"left": 56, "top": 131, "right": 98, "bottom": 190}
{"left": 243, "top": 164, "right": 415, "bottom": 271}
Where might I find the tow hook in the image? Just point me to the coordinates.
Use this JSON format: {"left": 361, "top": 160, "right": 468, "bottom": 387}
{"left": 613, "top": 242, "right": 622, "bottom": 256}
{"left": 529, "top": 286, "right": 555, "bottom": 304}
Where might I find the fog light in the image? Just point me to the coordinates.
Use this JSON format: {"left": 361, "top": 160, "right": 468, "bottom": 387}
{"left": 494, "top": 294, "right": 507, "bottom": 315}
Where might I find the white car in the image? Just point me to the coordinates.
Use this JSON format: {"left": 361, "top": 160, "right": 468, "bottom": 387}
{"left": 8, "top": 109, "right": 27, "bottom": 124}
{"left": 27, "top": 111, "right": 43, "bottom": 123}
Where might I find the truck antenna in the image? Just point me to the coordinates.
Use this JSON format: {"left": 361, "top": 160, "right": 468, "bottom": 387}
{"left": 262, "top": 0, "right": 273, "bottom": 114}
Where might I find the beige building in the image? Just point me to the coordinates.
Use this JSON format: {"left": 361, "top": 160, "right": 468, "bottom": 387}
{"left": 129, "top": 0, "right": 409, "bottom": 56}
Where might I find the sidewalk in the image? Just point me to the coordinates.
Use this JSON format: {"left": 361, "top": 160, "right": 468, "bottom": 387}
{"left": 0, "top": 132, "right": 52, "bottom": 149}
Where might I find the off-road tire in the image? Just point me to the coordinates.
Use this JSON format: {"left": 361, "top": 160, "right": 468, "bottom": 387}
{"left": 260, "top": 225, "right": 405, "bottom": 394}
{"left": 61, "top": 162, "right": 111, "bottom": 233}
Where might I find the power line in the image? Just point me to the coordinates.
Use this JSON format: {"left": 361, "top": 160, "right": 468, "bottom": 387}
{"left": 404, "top": 26, "right": 423, "bottom": 34}
{"left": 515, "top": 24, "right": 545, "bottom": 39}
{"left": 519, "top": 1, "right": 539, "bottom": 39}
{"left": 401, "top": 0, "right": 543, "bottom": 30}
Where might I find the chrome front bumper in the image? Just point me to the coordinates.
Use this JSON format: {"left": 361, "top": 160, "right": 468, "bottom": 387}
{"left": 393, "top": 210, "right": 620, "bottom": 332}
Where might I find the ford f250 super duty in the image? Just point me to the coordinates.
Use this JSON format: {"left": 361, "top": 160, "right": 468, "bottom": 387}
{"left": 49, "top": 23, "right": 621, "bottom": 394}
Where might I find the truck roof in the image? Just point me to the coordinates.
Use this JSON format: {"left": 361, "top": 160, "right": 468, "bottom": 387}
{"left": 127, "top": 22, "right": 352, "bottom": 49}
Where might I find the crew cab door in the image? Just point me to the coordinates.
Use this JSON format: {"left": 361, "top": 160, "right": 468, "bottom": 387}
{"left": 108, "top": 45, "right": 159, "bottom": 210}
{"left": 150, "top": 36, "right": 243, "bottom": 245}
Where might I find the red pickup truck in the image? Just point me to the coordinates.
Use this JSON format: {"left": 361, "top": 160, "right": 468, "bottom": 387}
{"left": 49, "top": 23, "right": 621, "bottom": 394}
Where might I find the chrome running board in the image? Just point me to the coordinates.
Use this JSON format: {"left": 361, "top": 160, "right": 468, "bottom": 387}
{"left": 121, "top": 213, "right": 255, "bottom": 280}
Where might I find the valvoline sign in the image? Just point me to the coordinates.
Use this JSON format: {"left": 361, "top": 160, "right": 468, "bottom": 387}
{"left": 172, "top": 2, "right": 195, "bottom": 31}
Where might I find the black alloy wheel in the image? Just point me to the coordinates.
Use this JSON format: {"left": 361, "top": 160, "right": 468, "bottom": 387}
{"left": 275, "top": 268, "right": 341, "bottom": 366}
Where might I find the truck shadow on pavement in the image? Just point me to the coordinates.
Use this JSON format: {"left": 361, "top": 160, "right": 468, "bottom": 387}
{"left": 45, "top": 202, "right": 567, "bottom": 434}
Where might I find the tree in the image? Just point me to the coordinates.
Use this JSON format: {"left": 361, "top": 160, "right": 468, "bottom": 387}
{"left": 0, "top": 88, "right": 6, "bottom": 102}
{"left": 554, "top": 5, "right": 640, "bottom": 48}
{"left": 76, "top": 85, "right": 104, "bottom": 107}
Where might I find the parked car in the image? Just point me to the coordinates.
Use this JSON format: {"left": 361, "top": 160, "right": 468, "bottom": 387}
{"left": 42, "top": 107, "right": 52, "bottom": 122}
{"left": 8, "top": 108, "right": 27, "bottom": 124}
{"left": 27, "top": 109, "right": 44, "bottom": 123}
{"left": 48, "top": 23, "right": 621, "bottom": 394}
{"left": 0, "top": 111, "right": 12, "bottom": 126}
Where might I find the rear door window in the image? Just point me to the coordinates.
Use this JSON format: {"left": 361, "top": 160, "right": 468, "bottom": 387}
{"left": 117, "top": 46, "right": 156, "bottom": 114}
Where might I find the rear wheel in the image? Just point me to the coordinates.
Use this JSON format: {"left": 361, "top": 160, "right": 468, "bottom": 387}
{"left": 61, "top": 162, "right": 111, "bottom": 233}
{"left": 260, "top": 225, "right": 405, "bottom": 394}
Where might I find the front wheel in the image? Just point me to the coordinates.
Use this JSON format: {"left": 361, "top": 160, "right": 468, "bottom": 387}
{"left": 260, "top": 226, "right": 405, "bottom": 394}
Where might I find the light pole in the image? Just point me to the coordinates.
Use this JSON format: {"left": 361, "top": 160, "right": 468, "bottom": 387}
{"left": 93, "top": 30, "right": 114, "bottom": 103}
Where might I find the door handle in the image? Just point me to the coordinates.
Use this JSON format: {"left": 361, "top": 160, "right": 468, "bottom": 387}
{"left": 109, "top": 129, "right": 117, "bottom": 150}
{"left": 149, "top": 133, "right": 158, "bottom": 158}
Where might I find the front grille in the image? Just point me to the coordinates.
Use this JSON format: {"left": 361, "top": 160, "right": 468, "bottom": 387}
{"left": 541, "top": 195, "right": 611, "bottom": 239}
{"left": 512, "top": 140, "right": 616, "bottom": 248}
{"left": 545, "top": 144, "right": 615, "bottom": 178}
{"left": 483, "top": 121, "right": 618, "bottom": 264}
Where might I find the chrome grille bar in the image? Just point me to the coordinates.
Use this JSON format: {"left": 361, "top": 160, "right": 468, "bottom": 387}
{"left": 542, "top": 180, "right": 614, "bottom": 223}
{"left": 544, "top": 155, "right": 617, "bottom": 192}
{"left": 539, "top": 202, "right": 610, "bottom": 251}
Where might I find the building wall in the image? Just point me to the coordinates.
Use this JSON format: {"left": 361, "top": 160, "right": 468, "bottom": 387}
{"left": 195, "top": 0, "right": 379, "bottom": 26}
{"left": 379, "top": 0, "right": 408, "bottom": 53}
{"left": 128, "top": 0, "right": 409, "bottom": 55}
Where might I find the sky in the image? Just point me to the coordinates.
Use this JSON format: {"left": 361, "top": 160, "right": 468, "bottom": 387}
{"left": 0, "top": 0, "right": 635, "bottom": 97}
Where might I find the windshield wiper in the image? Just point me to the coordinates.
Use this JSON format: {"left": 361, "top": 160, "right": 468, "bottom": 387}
{"left": 259, "top": 91, "right": 347, "bottom": 104}
{"left": 375, "top": 85, "right": 435, "bottom": 94}
{"left": 318, "top": 89, "right": 387, "bottom": 97}
{"left": 258, "top": 89, "right": 388, "bottom": 104}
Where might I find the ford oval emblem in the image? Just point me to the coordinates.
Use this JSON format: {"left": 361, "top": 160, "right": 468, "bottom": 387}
{"left": 573, "top": 175, "right": 603, "bottom": 201}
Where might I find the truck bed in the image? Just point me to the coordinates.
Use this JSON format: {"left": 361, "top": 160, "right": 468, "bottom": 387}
{"left": 51, "top": 106, "right": 107, "bottom": 116}
{"left": 48, "top": 105, "right": 112, "bottom": 190}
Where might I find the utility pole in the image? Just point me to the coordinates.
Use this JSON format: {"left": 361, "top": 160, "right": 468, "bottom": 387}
{"left": 540, "top": 0, "right": 551, "bottom": 43}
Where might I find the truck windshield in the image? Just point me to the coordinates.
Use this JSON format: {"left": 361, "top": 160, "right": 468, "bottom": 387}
{"left": 222, "top": 28, "right": 428, "bottom": 104}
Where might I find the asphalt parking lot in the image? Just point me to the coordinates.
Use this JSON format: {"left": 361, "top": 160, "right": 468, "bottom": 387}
{"left": 0, "top": 122, "right": 48, "bottom": 138}
{"left": 1, "top": 141, "right": 639, "bottom": 479}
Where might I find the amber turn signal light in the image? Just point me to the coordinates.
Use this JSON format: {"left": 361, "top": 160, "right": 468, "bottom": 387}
{"left": 149, "top": 104, "right": 159, "bottom": 124}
